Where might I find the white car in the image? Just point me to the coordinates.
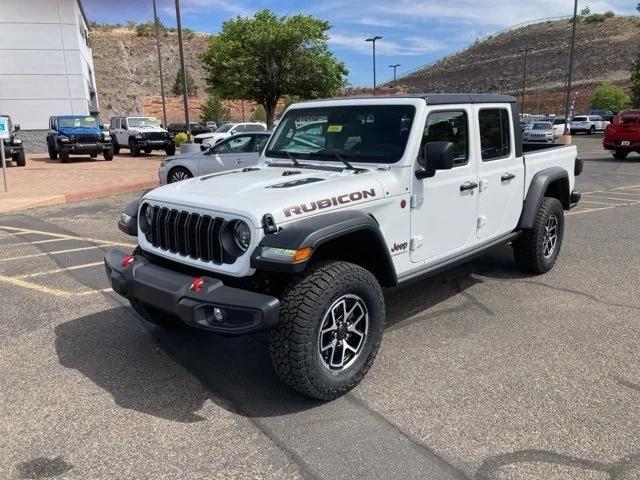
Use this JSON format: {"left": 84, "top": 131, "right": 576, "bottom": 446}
{"left": 107, "top": 93, "right": 581, "bottom": 400}
{"left": 570, "top": 115, "right": 607, "bottom": 135}
{"left": 194, "top": 122, "right": 267, "bottom": 146}
{"left": 158, "top": 131, "right": 271, "bottom": 184}
{"left": 522, "top": 121, "right": 555, "bottom": 143}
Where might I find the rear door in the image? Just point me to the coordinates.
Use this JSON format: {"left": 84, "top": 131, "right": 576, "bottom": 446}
{"left": 475, "top": 106, "right": 525, "bottom": 240}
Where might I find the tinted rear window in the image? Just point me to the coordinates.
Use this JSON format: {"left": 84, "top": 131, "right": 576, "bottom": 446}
{"left": 573, "top": 116, "right": 587, "bottom": 121}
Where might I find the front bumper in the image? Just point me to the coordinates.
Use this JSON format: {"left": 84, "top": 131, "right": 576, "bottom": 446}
{"left": 135, "top": 139, "right": 174, "bottom": 149}
{"left": 61, "top": 142, "right": 112, "bottom": 154}
{"left": 3, "top": 145, "right": 23, "bottom": 156}
{"left": 104, "top": 249, "right": 280, "bottom": 334}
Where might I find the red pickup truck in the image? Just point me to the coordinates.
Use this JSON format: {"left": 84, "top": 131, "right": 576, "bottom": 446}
{"left": 603, "top": 110, "right": 640, "bottom": 159}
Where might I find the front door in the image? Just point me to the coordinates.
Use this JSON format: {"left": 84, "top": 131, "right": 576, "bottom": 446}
{"left": 475, "top": 106, "right": 524, "bottom": 240}
{"left": 198, "top": 134, "right": 256, "bottom": 175}
{"left": 410, "top": 108, "right": 479, "bottom": 264}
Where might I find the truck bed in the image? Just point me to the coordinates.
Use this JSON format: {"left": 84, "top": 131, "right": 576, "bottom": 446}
{"left": 522, "top": 143, "right": 578, "bottom": 199}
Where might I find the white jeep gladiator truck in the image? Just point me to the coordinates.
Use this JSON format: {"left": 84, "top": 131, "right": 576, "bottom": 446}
{"left": 105, "top": 94, "right": 582, "bottom": 400}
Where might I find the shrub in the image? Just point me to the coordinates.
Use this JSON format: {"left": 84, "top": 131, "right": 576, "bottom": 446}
{"left": 174, "top": 132, "right": 188, "bottom": 146}
{"left": 584, "top": 13, "right": 607, "bottom": 23}
{"left": 591, "top": 81, "right": 631, "bottom": 111}
{"left": 604, "top": 10, "right": 615, "bottom": 18}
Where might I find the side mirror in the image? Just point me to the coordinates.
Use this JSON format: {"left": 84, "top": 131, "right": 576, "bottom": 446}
{"left": 416, "top": 141, "right": 455, "bottom": 180}
{"left": 100, "top": 124, "right": 105, "bottom": 130}
{"left": 200, "top": 144, "right": 207, "bottom": 152}
{"left": 14, "top": 124, "right": 20, "bottom": 132}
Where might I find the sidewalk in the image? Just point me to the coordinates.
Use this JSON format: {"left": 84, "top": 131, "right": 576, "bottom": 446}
{"left": 0, "top": 153, "right": 162, "bottom": 213}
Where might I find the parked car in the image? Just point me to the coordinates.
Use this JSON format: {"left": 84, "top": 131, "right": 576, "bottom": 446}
{"left": 107, "top": 93, "right": 582, "bottom": 400}
{"left": 589, "top": 109, "right": 614, "bottom": 123}
{"left": 1, "top": 114, "right": 25, "bottom": 167}
{"left": 603, "top": 110, "right": 640, "bottom": 159}
{"left": 204, "top": 121, "right": 218, "bottom": 130}
{"left": 570, "top": 115, "right": 607, "bottom": 135}
{"left": 167, "top": 122, "right": 212, "bottom": 137}
{"left": 109, "top": 116, "right": 175, "bottom": 157}
{"left": 158, "top": 131, "right": 271, "bottom": 184}
{"left": 522, "top": 121, "right": 555, "bottom": 143}
{"left": 195, "top": 122, "right": 267, "bottom": 145}
{"left": 47, "top": 115, "right": 113, "bottom": 162}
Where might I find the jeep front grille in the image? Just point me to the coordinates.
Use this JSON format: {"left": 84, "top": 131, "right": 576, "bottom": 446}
{"left": 145, "top": 132, "right": 168, "bottom": 141}
{"left": 72, "top": 133, "right": 101, "bottom": 142}
{"left": 145, "top": 206, "right": 232, "bottom": 264}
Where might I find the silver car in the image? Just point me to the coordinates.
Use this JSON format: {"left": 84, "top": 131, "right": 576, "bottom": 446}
{"left": 158, "top": 131, "right": 271, "bottom": 184}
{"left": 522, "top": 121, "right": 555, "bottom": 143}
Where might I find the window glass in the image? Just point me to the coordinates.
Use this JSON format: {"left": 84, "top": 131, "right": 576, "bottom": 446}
{"left": 214, "top": 135, "right": 253, "bottom": 154}
{"left": 572, "top": 116, "right": 587, "bottom": 122}
{"left": 234, "top": 125, "right": 246, "bottom": 133}
{"left": 266, "top": 105, "right": 415, "bottom": 164}
{"left": 422, "top": 110, "right": 468, "bottom": 166}
{"left": 58, "top": 116, "right": 98, "bottom": 128}
{"left": 245, "top": 124, "right": 266, "bottom": 132}
{"left": 215, "top": 124, "right": 233, "bottom": 133}
{"left": 479, "top": 109, "right": 511, "bottom": 161}
{"left": 253, "top": 136, "right": 269, "bottom": 152}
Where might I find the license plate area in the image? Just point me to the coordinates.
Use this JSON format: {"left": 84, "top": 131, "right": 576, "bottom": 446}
{"left": 621, "top": 141, "right": 631, "bottom": 146}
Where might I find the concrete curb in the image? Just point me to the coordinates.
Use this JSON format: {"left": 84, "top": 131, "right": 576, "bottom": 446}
{"left": 0, "top": 180, "right": 158, "bottom": 214}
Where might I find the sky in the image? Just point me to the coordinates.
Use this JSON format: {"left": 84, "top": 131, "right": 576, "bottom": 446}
{"left": 83, "top": 0, "right": 637, "bottom": 87}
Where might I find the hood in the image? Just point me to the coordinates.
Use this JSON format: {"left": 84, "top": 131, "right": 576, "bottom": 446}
{"left": 194, "top": 132, "right": 216, "bottom": 139}
{"left": 132, "top": 125, "right": 167, "bottom": 133}
{"left": 58, "top": 126, "right": 101, "bottom": 136}
{"left": 163, "top": 150, "right": 203, "bottom": 163}
{"left": 144, "top": 164, "right": 391, "bottom": 227}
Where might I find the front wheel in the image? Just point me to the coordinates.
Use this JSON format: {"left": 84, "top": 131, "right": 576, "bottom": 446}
{"left": 165, "top": 145, "right": 176, "bottom": 156}
{"left": 103, "top": 148, "right": 114, "bottom": 161}
{"left": 613, "top": 150, "right": 629, "bottom": 160}
{"left": 48, "top": 143, "right": 58, "bottom": 160}
{"left": 269, "top": 261, "right": 385, "bottom": 400}
{"left": 513, "top": 197, "right": 564, "bottom": 274}
{"left": 588, "top": 126, "right": 595, "bottom": 135}
{"left": 129, "top": 139, "right": 140, "bottom": 157}
{"left": 59, "top": 149, "right": 70, "bottom": 163}
{"left": 167, "top": 166, "right": 192, "bottom": 183}
{"left": 12, "top": 152, "right": 26, "bottom": 167}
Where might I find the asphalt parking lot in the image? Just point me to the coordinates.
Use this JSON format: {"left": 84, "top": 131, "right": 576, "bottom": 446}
{"left": 1, "top": 136, "right": 639, "bottom": 480}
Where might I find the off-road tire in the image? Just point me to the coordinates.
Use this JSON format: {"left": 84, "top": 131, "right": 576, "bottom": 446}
{"left": 588, "top": 126, "right": 595, "bottom": 135}
{"left": 129, "top": 139, "right": 140, "bottom": 157}
{"left": 112, "top": 140, "right": 120, "bottom": 155}
{"left": 48, "top": 143, "right": 58, "bottom": 160}
{"left": 12, "top": 152, "right": 26, "bottom": 167}
{"left": 90, "top": 153, "right": 98, "bottom": 158}
{"left": 59, "top": 149, "right": 70, "bottom": 163}
{"left": 165, "top": 145, "right": 176, "bottom": 156}
{"left": 167, "top": 166, "right": 192, "bottom": 183}
{"left": 103, "top": 148, "right": 114, "bottom": 161}
{"left": 144, "top": 147, "right": 152, "bottom": 154}
{"left": 269, "top": 261, "right": 385, "bottom": 400}
{"left": 613, "top": 150, "right": 629, "bottom": 160}
{"left": 513, "top": 197, "right": 564, "bottom": 274}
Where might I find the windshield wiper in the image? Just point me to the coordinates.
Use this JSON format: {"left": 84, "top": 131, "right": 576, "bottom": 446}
{"left": 285, "top": 151, "right": 303, "bottom": 167}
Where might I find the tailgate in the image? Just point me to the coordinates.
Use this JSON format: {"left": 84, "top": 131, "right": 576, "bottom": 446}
{"left": 605, "top": 124, "right": 640, "bottom": 141}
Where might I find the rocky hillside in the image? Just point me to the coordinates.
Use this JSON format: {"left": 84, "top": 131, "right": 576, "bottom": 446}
{"left": 396, "top": 15, "right": 640, "bottom": 114}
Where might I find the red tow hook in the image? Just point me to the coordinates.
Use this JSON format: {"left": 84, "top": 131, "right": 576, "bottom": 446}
{"left": 190, "top": 276, "right": 204, "bottom": 292}
{"left": 122, "top": 255, "right": 135, "bottom": 268}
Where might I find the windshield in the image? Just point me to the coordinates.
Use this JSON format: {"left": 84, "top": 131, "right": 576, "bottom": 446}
{"left": 128, "top": 117, "right": 161, "bottom": 128}
{"left": 265, "top": 105, "right": 415, "bottom": 164}
{"left": 58, "top": 116, "right": 98, "bottom": 128}
{"left": 573, "top": 116, "right": 587, "bottom": 122}
{"left": 531, "top": 122, "right": 552, "bottom": 130}
{"left": 215, "top": 124, "right": 234, "bottom": 133}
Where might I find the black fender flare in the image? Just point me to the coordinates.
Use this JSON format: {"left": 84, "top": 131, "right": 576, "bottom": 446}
{"left": 118, "top": 199, "right": 141, "bottom": 236}
{"left": 518, "top": 167, "right": 569, "bottom": 230}
{"left": 251, "top": 210, "right": 397, "bottom": 286}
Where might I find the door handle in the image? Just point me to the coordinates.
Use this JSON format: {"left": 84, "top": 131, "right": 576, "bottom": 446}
{"left": 460, "top": 181, "right": 479, "bottom": 192}
{"left": 501, "top": 173, "right": 516, "bottom": 182}
{"left": 235, "top": 159, "right": 245, "bottom": 164}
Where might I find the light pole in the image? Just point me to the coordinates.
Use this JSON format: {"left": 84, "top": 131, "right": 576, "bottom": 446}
{"left": 518, "top": 47, "right": 532, "bottom": 113}
{"left": 537, "top": 68, "right": 563, "bottom": 114}
{"left": 152, "top": 0, "right": 167, "bottom": 127}
{"left": 498, "top": 77, "right": 508, "bottom": 94}
{"left": 175, "top": 0, "right": 191, "bottom": 141}
{"left": 563, "top": 0, "right": 579, "bottom": 134}
{"left": 389, "top": 64, "right": 401, "bottom": 94}
{"left": 365, "top": 36, "right": 382, "bottom": 95}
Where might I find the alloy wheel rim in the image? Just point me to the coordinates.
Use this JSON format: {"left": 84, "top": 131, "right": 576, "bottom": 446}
{"left": 170, "top": 170, "right": 189, "bottom": 182}
{"left": 318, "top": 294, "right": 369, "bottom": 372}
{"left": 542, "top": 214, "right": 558, "bottom": 258}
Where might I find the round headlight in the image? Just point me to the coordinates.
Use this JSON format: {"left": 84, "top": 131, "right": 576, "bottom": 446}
{"left": 145, "top": 204, "right": 154, "bottom": 225}
{"left": 139, "top": 203, "right": 154, "bottom": 233}
{"left": 233, "top": 221, "right": 251, "bottom": 251}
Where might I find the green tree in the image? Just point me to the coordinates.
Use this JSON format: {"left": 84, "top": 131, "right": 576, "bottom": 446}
{"left": 580, "top": 6, "right": 591, "bottom": 16}
{"left": 200, "top": 93, "right": 230, "bottom": 123}
{"left": 172, "top": 67, "right": 198, "bottom": 97}
{"left": 252, "top": 105, "right": 267, "bottom": 122}
{"left": 200, "top": 9, "right": 348, "bottom": 128}
{"left": 637, "top": 2, "right": 640, "bottom": 13}
{"left": 590, "top": 82, "right": 631, "bottom": 111}
{"left": 632, "top": 52, "right": 640, "bottom": 107}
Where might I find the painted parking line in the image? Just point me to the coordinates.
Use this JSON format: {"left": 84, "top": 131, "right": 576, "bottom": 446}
{"left": 582, "top": 195, "right": 640, "bottom": 203}
{"left": 578, "top": 200, "right": 625, "bottom": 206}
{"left": 17, "top": 261, "right": 104, "bottom": 279}
{"left": 0, "top": 225, "right": 135, "bottom": 248}
{"left": 2, "top": 238, "right": 72, "bottom": 247}
{"left": 0, "top": 245, "right": 114, "bottom": 263}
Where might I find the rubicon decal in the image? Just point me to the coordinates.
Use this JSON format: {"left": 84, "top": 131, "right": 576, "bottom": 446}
{"left": 283, "top": 188, "right": 376, "bottom": 217}
{"left": 390, "top": 242, "right": 408, "bottom": 253}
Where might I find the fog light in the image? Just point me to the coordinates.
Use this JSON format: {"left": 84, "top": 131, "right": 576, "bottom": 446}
{"left": 205, "top": 306, "right": 226, "bottom": 325}
{"left": 213, "top": 308, "right": 224, "bottom": 322}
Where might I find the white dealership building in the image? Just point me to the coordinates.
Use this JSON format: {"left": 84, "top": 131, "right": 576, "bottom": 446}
{"left": 0, "top": 0, "right": 99, "bottom": 151}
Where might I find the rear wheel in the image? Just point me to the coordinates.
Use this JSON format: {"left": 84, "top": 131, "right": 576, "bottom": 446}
{"left": 165, "top": 144, "right": 176, "bottom": 156}
{"left": 12, "top": 152, "right": 26, "bottom": 167}
{"left": 167, "top": 166, "right": 192, "bottom": 183}
{"left": 513, "top": 197, "right": 564, "bottom": 274}
{"left": 90, "top": 153, "right": 97, "bottom": 158}
{"left": 269, "top": 261, "right": 385, "bottom": 400}
{"left": 613, "top": 150, "right": 629, "bottom": 160}
{"left": 112, "top": 140, "right": 120, "bottom": 155}
{"left": 588, "top": 126, "right": 595, "bottom": 135}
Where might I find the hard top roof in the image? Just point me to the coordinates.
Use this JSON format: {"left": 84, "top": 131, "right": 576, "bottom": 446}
{"left": 297, "top": 93, "right": 518, "bottom": 105}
